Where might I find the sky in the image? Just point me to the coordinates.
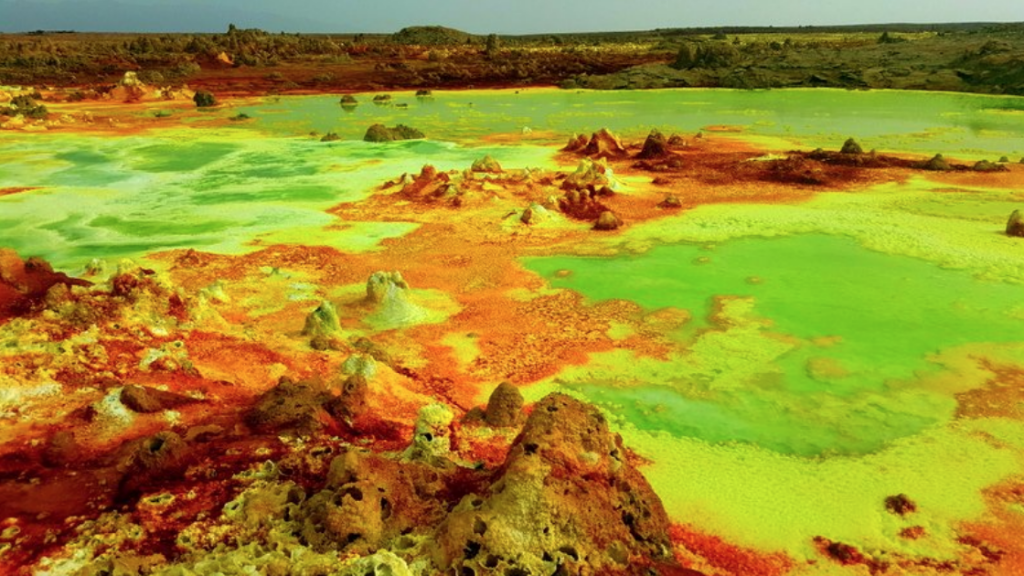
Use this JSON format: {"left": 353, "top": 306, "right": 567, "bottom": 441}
{"left": 1, "top": 0, "right": 1022, "bottom": 34}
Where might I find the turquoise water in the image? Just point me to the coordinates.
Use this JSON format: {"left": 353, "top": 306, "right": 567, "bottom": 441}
{"left": 523, "top": 234, "right": 1024, "bottom": 456}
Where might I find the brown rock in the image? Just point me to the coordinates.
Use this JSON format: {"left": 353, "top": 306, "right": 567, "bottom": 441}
{"left": 658, "top": 194, "right": 683, "bottom": 208}
{"left": 120, "top": 384, "right": 197, "bottom": 413}
{"left": 483, "top": 381, "right": 523, "bottom": 427}
{"left": 583, "top": 128, "right": 628, "bottom": 158}
{"left": 118, "top": 431, "right": 190, "bottom": 497}
{"left": 637, "top": 129, "right": 671, "bottom": 159}
{"left": 562, "top": 133, "right": 589, "bottom": 153}
{"left": 0, "top": 249, "right": 91, "bottom": 321}
{"left": 245, "top": 376, "right": 328, "bottom": 433}
{"left": 324, "top": 374, "right": 369, "bottom": 423}
{"left": 594, "top": 210, "right": 623, "bottom": 231}
{"left": 884, "top": 494, "right": 917, "bottom": 516}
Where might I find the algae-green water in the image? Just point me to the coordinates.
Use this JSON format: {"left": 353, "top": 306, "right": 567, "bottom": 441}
{"left": 4, "top": 88, "right": 1024, "bottom": 271}
{"left": 235, "top": 88, "right": 1024, "bottom": 157}
{"left": 4, "top": 88, "right": 1024, "bottom": 458}
{"left": 523, "top": 234, "right": 1024, "bottom": 456}
{"left": 0, "top": 133, "right": 554, "bottom": 269}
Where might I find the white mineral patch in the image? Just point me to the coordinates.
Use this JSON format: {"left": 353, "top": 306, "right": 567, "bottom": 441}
{"left": 0, "top": 381, "right": 62, "bottom": 418}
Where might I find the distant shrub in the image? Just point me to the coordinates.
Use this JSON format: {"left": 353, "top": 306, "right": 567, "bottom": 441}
{"left": 1, "top": 95, "right": 48, "bottom": 119}
{"left": 193, "top": 90, "right": 216, "bottom": 107}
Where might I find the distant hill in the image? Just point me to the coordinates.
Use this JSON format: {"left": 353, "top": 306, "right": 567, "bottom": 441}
{"left": 389, "top": 26, "right": 479, "bottom": 46}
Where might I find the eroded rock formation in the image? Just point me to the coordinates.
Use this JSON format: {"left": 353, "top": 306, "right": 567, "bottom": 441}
{"left": 364, "top": 123, "right": 425, "bottom": 142}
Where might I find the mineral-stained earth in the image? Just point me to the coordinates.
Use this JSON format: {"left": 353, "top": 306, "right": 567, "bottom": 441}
{"left": 2, "top": 77, "right": 1024, "bottom": 576}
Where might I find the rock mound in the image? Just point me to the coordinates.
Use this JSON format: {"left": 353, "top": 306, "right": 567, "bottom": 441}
{"left": 583, "top": 128, "right": 629, "bottom": 158}
{"left": 1008, "top": 209, "right": 1024, "bottom": 237}
{"left": 366, "top": 271, "right": 409, "bottom": 304}
{"left": 433, "top": 393, "right": 679, "bottom": 575}
{"left": 471, "top": 155, "right": 503, "bottom": 173}
{"left": 637, "top": 129, "right": 672, "bottom": 159}
{"left": 594, "top": 210, "right": 624, "bottom": 231}
{"left": 364, "top": 123, "right": 425, "bottom": 142}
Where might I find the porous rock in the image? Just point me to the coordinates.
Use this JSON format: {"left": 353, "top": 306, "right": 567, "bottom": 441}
{"left": 245, "top": 376, "right": 327, "bottom": 434}
{"left": 432, "top": 393, "right": 680, "bottom": 575}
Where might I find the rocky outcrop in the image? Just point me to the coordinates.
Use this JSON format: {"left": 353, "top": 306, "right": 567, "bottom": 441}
{"left": 340, "top": 94, "right": 358, "bottom": 107}
{"left": 637, "top": 129, "right": 671, "bottom": 159}
{"left": 471, "top": 155, "right": 503, "bottom": 173}
{"left": 483, "top": 381, "right": 523, "bottom": 427}
{"left": 303, "top": 301, "right": 341, "bottom": 337}
{"left": 117, "top": 431, "right": 191, "bottom": 497}
{"left": 0, "top": 249, "right": 91, "bottom": 322}
{"left": 402, "top": 403, "right": 455, "bottom": 465}
{"left": 563, "top": 133, "right": 589, "bottom": 153}
{"left": 432, "top": 394, "right": 680, "bottom": 575}
{"left": 304, "top": 300, "right": 343, "bottom": 350}
{"left": 366, "top": 271, "right": 410, "bottom": 305}
{"left": 364, "top": 271, "right": 428, "bottom": 327}
{"left": 466, "top": 381, "right": 525, "bottom": 427}
{"left": 583, "top": 128, "right": 629, "bottom": 158}
{"left": 364, "top": 123, "right": 425, "bottom": 142}
{"left": 396, "top": 164, "right": 462, "bottom": 204}
{"left": 245, "top": 376, "right": 332, "bottom": 434}
{"left": 558, "top": 187, "right": 612, "bottom": 221}
{"left": 594, "top": 210, "right": 624, "bottom": 231}
{"left": 563, "top": 157, "right": 618, "bottom": 193}
{"left": 120, "top": 385, "right": 197, "bottom": 413}
{"left": 1008, "top": 209, "right": 1024, "bottom": 237}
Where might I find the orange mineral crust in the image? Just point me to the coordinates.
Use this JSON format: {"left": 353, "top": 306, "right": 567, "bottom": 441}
{"left": 669, "top": 524, "right": 794, "bottom": 576}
